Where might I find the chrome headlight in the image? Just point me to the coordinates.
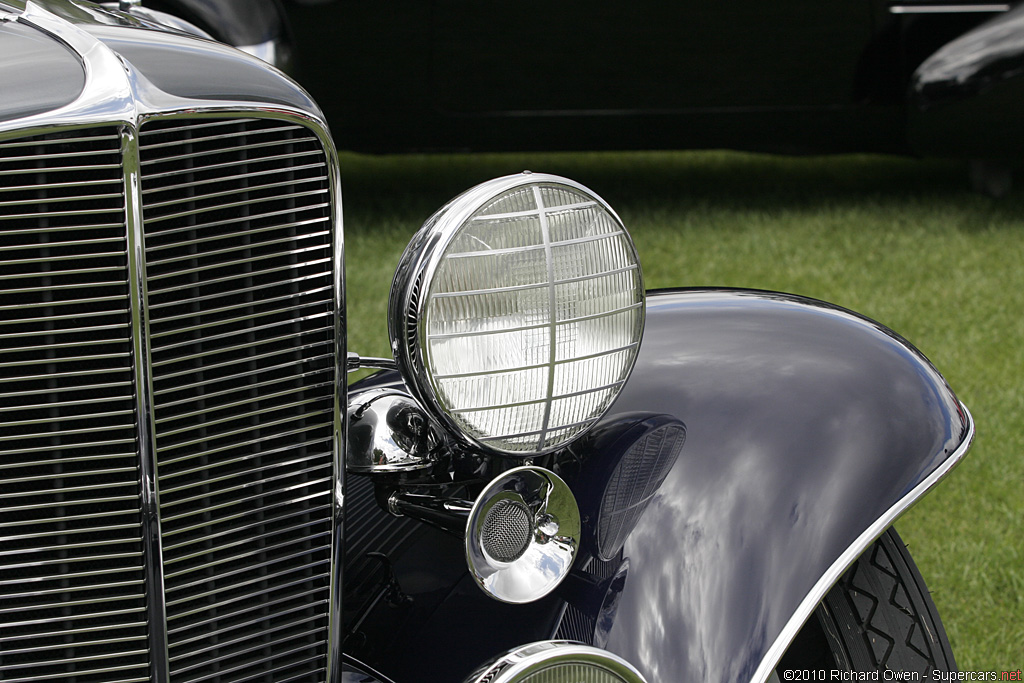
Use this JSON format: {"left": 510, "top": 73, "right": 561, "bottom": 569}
{"left": 389, "top": 173, "right": 644, "bottom": 456}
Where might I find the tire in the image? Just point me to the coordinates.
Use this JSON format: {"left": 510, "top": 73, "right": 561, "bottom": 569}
{"left": 779, "top": 527, "right": 957, "bottom": 673}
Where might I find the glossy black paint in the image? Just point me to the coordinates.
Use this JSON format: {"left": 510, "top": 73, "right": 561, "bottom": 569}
{"left": 0, "top": 0, "right": 318, "bottom": 116}
{"left": 594, "top": 289, "right": 966, "bottom": 682}
{"left": 341, "top": 656, "right": 394, "bottom": 683}
{"left": 0, "top": 20, "right": 84, "bottom": 123}
{"left": 87, "top": 21, "right": 318, "bottom": 110}
{"left": 909, "top": 4, "right": 1024, "bottom": 159}
{"left": 344, "top": 289, "right": 968, "bottom": 682}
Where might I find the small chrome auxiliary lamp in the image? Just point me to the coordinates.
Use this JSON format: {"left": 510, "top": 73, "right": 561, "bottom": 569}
{"left": 347, "top": 387, "right": 444, "bottom": 474}
{"left": 345, "top": 357, "right": 581, "bottom": 603}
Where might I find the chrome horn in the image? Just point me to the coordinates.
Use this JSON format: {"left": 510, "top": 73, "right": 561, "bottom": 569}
{"left": 388, "top": 466, "right": 581, "bottom": 603}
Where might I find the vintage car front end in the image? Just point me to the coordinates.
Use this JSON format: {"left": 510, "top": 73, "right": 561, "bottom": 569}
{"left": 0, "top": 2, "right": 975, "bottom": 683}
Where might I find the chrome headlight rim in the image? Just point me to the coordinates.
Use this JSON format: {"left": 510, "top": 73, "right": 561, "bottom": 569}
{"left": 462, "top": 640, "right": 648, "bottom": 683}
{"left": 389, "top": 172, "right": 645, "bottom": 458}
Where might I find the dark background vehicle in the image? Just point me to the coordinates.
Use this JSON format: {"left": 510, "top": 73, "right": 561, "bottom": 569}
{"left": 151, "top": 0, "right": 1024, "bottom": 174}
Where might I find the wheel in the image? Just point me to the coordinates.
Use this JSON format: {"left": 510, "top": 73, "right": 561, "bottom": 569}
{"left": 779, "top": 527, "right": 957, "bottom": 673}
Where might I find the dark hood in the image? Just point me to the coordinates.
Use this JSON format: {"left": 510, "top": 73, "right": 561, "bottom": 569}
{"left": 0, "top": 18, "right": 85, "bottom": 123}
{"left": 0, "top": 0, "right": 320, "bottom": 125}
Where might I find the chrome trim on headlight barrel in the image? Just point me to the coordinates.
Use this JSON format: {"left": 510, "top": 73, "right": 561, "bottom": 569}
{"left": 752, "top": 403, "right": 975, "bottom": 683}
{"left": 463, "top": 641, "right": 648, "bottom": 683}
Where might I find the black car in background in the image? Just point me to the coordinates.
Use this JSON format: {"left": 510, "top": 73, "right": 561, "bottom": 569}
{"left": 152, "top": 0, "right": 1024, "bottom": 169}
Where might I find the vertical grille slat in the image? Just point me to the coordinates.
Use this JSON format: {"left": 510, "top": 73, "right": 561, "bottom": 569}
{"left": 139, "top": 117, "right": 335, "bottom": 683}
{"left": 0, "top": 127, "right": 150, "bottom": 683}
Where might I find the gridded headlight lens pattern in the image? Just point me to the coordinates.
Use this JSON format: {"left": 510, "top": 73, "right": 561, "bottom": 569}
{"left": 462, "top": 641, "right": 647, "bottom": 683}
{"left": 391, "top": 174, "right": 644, "bottom": 456}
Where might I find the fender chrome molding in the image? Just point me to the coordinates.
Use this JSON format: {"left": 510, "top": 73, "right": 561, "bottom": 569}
{"left": 753, "top": 402, "right": 975, "bottom": 683}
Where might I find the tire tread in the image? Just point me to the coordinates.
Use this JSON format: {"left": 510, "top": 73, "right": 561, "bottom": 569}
{"left": 821, "top": 527, "right": 957, "bottom": 673}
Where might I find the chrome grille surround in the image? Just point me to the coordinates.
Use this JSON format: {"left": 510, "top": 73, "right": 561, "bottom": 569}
{"left": 0, "top": 5, "right": 344, "bottom": 683}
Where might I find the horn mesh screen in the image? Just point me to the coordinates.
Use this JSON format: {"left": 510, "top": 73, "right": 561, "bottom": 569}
{"left": 481, "top": 498, "right": 533, "bottom": 563}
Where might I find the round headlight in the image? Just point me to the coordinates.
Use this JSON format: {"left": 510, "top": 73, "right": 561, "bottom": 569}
{"left": 389, "top": 173, "right": 644, "bottom": 456}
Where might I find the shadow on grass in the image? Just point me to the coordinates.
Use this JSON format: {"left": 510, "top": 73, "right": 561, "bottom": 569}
{"left": 338, "top": 150, "right": 1024, "bottom": 231}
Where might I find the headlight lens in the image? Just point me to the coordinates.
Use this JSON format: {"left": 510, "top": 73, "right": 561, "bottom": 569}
{"left": 390, "top": 173, "right": 644, "bottom": 456}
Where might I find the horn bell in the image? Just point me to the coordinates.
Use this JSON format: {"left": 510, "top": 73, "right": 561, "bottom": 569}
{"left": 466, "top": 466, "right": 581, "bottom": 604}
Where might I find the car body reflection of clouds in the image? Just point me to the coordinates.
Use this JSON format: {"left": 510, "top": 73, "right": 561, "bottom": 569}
{"left": 599, "top": 291, "right": 964, "bottom": 682}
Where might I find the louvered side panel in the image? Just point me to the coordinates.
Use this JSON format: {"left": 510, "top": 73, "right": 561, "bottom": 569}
{"left": 139, "top": 117, "right": 335, "bottom": 683}
{"left": 0, "top": 128, "right": 150, "bottom": 683}
{"left": 554, "top": 555, "right": 622, "bottom": 646}
{"left": 341, "top": 475, "right": 418, "bottom": 622}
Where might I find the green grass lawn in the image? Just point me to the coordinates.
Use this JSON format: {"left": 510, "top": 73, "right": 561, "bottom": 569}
{"left": 340, "top": 150, "right": 1023, "bottom": 669}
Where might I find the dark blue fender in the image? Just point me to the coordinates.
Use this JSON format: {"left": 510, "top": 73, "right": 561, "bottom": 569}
{"left": 343, "top": 289, "right": 973, "bottom": 683}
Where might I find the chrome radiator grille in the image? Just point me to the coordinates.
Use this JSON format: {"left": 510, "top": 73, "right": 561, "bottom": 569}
{"left": 139, "top": 118, "right": 336, "bottom": 683}
{"left": 0, "top": 117, "right": 338, "bottom": 683}
{"left": 0, "top": 128, "right": 149, "bottom": 682}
